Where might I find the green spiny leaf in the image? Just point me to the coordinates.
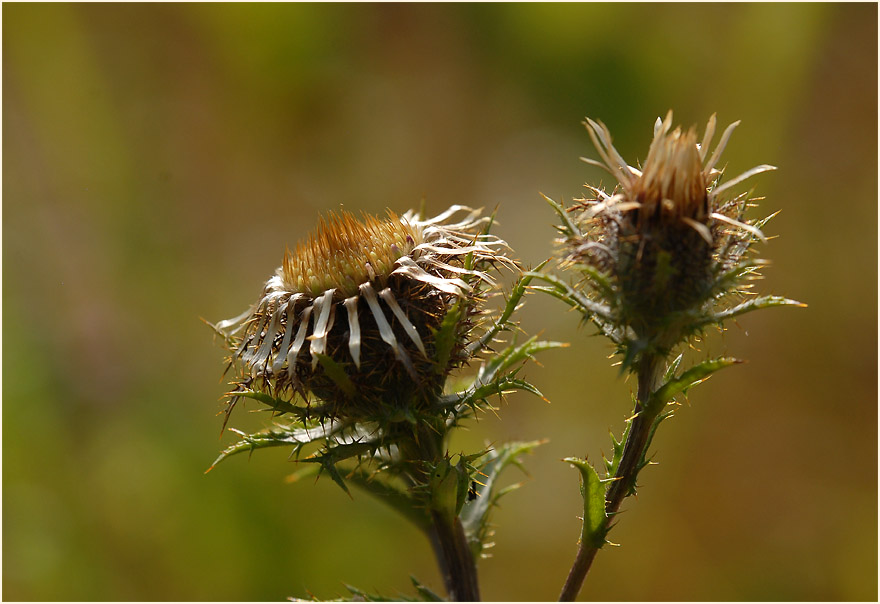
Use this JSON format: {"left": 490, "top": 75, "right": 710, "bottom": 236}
{"left": 460, "top": 440, "right": 545, "bottom": 558}
{"left": 207, "top": 426, "right": 309, "bottom": 472}
{"left": 564, "top": 457, "right": 609, "bottom": 549}
{"left": 709, "top": 295, "right": 806, "bottom": 324}
{"left": 524, "top": 271, "right": 614, "bottom": 321}
{"left": 466, "top": 266, "right": 547, "bottom": 356}
{"left": 297, "top": 438, "right": 388, "bottom": 496}
{"left": 315, "top": 454, "right": 351, "bottom": 496}
{"left": 437, "top": 376, "right": 547, "bottom": 420}
{"left": 664, "top": 354, "right": 684, "bottom": 382}
{"left": 476, "top": 336, "right": 567, "bottom": 386}
{"left": 650, "top": 357, "right": 741, "bottom": 412}
{"left": 542, "top": 192, "right": 580, "bottom": 238}
{"left": 603, "top": 421, "right": 630, "bottom": 479}
{"left": 206, "top": 418, "right": 375, "bottom": 472}
{"left": 233, "top": 390, "right": 308, "bottom": 419}
{"left": 529, "top": 285, "right": 580, "bottom": 309}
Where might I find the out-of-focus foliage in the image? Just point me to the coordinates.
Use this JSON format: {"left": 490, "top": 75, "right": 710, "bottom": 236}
{"left": 3, "top": 3, "right": 876, "bottom": 601}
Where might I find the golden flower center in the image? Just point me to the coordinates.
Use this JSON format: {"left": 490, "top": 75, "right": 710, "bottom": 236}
{"left": 633, "top": 126, "right": 707, "bottom": 219}
{"left": 281, "top": 211, "right": 420, "bottom": 297}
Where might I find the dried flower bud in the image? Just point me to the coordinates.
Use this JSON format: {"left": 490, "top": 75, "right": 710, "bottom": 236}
{"left": 214, "top": 206, "right": 512, "bottom": 423}
{"left": 561, "top": 111, "right": 778, "bottom": 353}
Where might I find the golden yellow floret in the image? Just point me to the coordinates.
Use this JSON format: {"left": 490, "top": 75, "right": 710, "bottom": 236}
{"left": 281, "top": 210, "right": 421, "bottom": 297}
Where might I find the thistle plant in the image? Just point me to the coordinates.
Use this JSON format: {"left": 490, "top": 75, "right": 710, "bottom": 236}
{"left": 528, "top": 111, "right": 804, "bottom": 600}
{"left": 207, "top": 206, "right": 559, "bottom": 601}
{"left": 206, "top": 111, "right": 801, "bottom": 602}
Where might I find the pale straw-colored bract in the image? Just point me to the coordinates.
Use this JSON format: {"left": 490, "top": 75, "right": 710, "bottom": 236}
{"left": 579, "top": 110, "right": 775, "bottom": 245}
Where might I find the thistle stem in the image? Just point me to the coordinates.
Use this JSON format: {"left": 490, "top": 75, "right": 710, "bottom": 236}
{"left": 559, "top": 354, "right": 665, "bottom": 601}
{"left": 407, "top": 421, "right": 480, "bottom": 601}
{"left": 430, "top": 511, "right": 480, "bottom": 601}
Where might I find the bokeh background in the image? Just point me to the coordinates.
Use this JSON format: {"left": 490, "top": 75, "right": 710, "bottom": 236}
{"left": 4, "top": 3, "right": 877, "bottom": 601}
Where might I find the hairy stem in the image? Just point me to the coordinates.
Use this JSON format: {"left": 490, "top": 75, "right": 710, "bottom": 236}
{"left": 559, "top": 354, "right": 665, "bottom": 601}
{"left": 430, "top": 512, "right": 481, "bottom": 601}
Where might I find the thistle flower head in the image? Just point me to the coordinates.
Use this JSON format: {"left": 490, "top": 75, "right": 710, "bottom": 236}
{"left": 208, "top": 204, "right": 559, "bottom": 519}
{"left": 214, "top": 206, "right": 513, "bottom": 424}
{"left": 551, "top": 111, "right": 789, "bottom": 358}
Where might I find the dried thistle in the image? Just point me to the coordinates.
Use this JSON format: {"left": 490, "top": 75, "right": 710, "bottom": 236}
{"left": 543, "top": 111, "right": 799, "bottom": 365}
{"left": 214, "top": 206, "right": 512, "bottom": 424}
{"left": 208, "top": 204, "right": 561, "bottom": 601}
{"left": 530, "top": 112, "right": 804, "bottom": 601}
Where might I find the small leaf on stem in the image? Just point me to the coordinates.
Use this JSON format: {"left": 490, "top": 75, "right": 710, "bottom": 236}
{"left": 564, "top": 457, "right": 609, "bottom": 549}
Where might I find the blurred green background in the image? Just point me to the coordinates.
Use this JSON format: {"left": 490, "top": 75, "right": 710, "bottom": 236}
{"left": 4, "top": 3, "right": 876, "bottom": 601}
